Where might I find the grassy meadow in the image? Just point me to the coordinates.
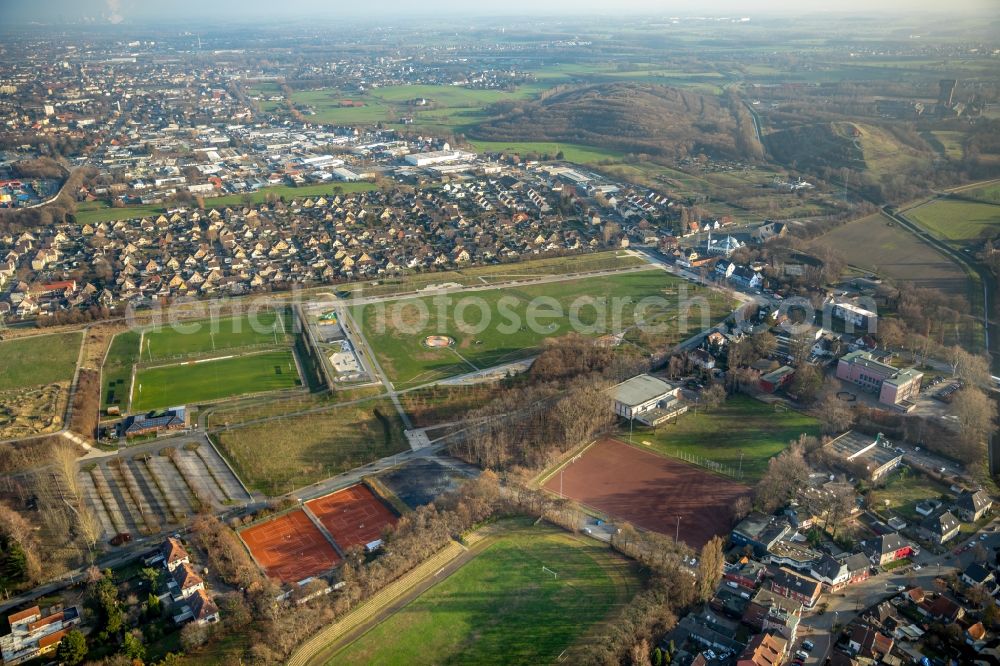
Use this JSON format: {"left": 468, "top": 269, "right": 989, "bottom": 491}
{"left": 633, "top": 395, "right": 822, "bottom": 482}
{"left": 0, "top": 332, "right": 82, "bottom": 391}
{"left": 213, "top": 398, "right": 408, "bottom": 494}
{"left": 354, "top": 270, "right": 731, "bottom": 388}
{"left": 330, "top": 524, "right": 639, "bottom": 666}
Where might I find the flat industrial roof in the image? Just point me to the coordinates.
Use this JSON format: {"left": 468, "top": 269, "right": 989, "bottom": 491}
{"left": 610, "top": 374, "right": 674, "bottom": 407}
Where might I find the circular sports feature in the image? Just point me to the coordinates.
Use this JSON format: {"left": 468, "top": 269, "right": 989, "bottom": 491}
{"left": 423, "top": 335, "right": 455, "bottom": 348}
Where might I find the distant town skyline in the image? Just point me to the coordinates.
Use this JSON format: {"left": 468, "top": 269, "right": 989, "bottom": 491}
{"left": 8, "top": 0, "right": 998, "bottom": 24}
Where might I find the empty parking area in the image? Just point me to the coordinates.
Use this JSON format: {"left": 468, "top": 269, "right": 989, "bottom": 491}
{"left": 80, "top": 435, "right": 251, "bottom": 544}
{"left": 305, "top": 484, "right": 398, "bottom": 550}
{"left": 543, "top": 438, "right": 750, "bottom": 548}
{"left": 239, "top": 509, "right": 342, "bottom": 584}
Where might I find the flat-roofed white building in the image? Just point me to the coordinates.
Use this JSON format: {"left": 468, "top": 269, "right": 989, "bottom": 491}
{"left": 610, "top": 374, "right": 687, "bottom": 426}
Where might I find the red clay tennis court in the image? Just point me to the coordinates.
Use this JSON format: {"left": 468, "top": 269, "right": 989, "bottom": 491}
{"left": 544, "top": 438, "right": 751, "bottom": 548}
{"left": 239, "top": 509, "right": 341, "bottom": 584}
{"left": 305, "top": 484, "right": 398, "bottom": 550}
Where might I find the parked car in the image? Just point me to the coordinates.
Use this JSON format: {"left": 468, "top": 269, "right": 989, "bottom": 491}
{"left": 802, "top": 640, "right": 814, "bottom": 651}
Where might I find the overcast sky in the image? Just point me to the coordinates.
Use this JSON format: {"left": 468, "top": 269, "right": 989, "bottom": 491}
{"left": 8, "top": 0, "right": 999, "bottom": 23}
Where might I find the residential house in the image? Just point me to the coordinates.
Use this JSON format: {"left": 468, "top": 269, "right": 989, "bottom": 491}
{"left": 860, "top": 533, "right": 913, "bottom": 566}
{"left": 961, "top": 563, "right": 995, "bottom": 589}
{"left": 953, "top": 489, "right": 992, "bottom": 523}
{"left": 736, "top": 631, "right": 787, "bottom": 666}
{"left": 171, "top": 562, "right": 205, "bottom": 600}
{"left": 189, "top": 589, "right": 220, "bottom": 625}
{"left": 809, "top": 553, "right": 871, "bottom": 591}
{"left": 920, "top": 509, "right": 961, "bottom": 545}
{"left": 769, "top": 567, "right": 822, "bottom": 609}
{"left": 846, "top": 622, "right": 894, "bottom": 663}
{"left": 743, "top": 588, "right": 801, "bottom": 643}
{"left": 0, "top": 606, "right": 81, "bottom": 665}
{"left": 161, "top": 536, "right": 190, "bottom": 572}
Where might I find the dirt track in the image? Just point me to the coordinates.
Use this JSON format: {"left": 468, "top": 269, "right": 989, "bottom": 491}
{"left": 544, "top": 438, "right": 750, "bottom": 548}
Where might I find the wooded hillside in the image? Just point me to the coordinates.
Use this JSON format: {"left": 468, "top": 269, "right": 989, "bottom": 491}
{"left": 471, "top": 82, "right": 757, "bottom": 160}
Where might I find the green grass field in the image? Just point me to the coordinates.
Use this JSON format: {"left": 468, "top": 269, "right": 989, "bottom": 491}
{"left": 634, "top": 394, "right": 822, "bottom": 482}
{"left": 354, "top": 270, "right": 731, "bottom": 388}
{"left": 330, "top": 524, "right": 638, "bottom": 666}
{"left": 0, "top": 332, "right": 82, "bottom": 391}
{"left": 131, "top": 349, "right": 300, "bottom": 412}
{"left": 140, "top": 311, "right": 291, "bottom": 361}
{"left": 908, "top": 199, "right": 1000, "bottom": 243}
{"left": 468, "top": 141, "right": 624, "bottom": 164}
{"left": 101, "top": 331, "right": 140, "bottom": 411}
{"left": 869, "top": 470, "right": 951, "bottom": 521}
{"left": 335, "top": 251, "right": 647, "bottom": 298}
{"left": 213, "top": 397, "right": 407, "bottom": 494}
{"left": 74, "top": 202, "right": 166, "bottom": 226}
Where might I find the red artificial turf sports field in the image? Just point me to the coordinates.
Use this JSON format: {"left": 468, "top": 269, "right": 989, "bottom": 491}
{"left": 305, "top": 484, "right": 398, "bottom": 550}
{"left": 544, "top": 438, "right": 751, "bottom": 548}
{"left": 239, "top": 509, "right": 341, "bottom": 584}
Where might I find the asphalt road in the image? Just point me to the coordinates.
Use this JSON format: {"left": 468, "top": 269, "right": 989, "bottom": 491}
{"left": 797, "top": 516, "right": 1000, "bottom": 664}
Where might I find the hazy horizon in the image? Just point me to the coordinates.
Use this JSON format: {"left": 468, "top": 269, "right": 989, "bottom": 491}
{"left": 7, "top": 0, "right": 999, "bottom": 25}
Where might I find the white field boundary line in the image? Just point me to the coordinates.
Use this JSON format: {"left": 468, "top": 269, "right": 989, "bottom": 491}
{"left": 137, "top": 347, "right": 291, "bottom": 371}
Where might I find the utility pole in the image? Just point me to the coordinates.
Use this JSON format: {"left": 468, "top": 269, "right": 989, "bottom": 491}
{"left": 676, "top": 515, "right": 681, "bottom": 542}
{"left": 739, "top": 450, "right": 744, "bottom": 479}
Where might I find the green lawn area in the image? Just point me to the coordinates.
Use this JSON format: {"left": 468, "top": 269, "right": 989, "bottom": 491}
{"left": 101, "top": 330, "right": 140, "bottom": 411}
{"left": 335, "top": 251, "right": 646, "bottom": 298}
{"left": 869, "top": 470, "right": 951, "bottom": 521}
{"left": 141, "top": 311, "right": 291, "bottom": 361}
{"left": 634, "top": 395, "right": 822, "bottom": 482}
{"left": 908, "top": 199, "right": 1000, "bottom": 243}
{"left": 0, "top": 332, "right": 82, "bottom": 391}
{"left": 354, "top": 270, "right": 732, "bottom": 389}
{"left": 960, "top": 183, "right": 1000, "bottom": 204}
{"left": 330, "top": 523, "right": 639, "bottom": 666}
{"left": 213, "top": 397, "right": 407, "bottom": 495}
{"left": 467, "top": 141, "right": 624, "bottom": 164}
{"left": 131, "top": 349, "right": 300, "bottom": 412}
{"left": 75, "top": 202, "right": 166, "bottom": 226}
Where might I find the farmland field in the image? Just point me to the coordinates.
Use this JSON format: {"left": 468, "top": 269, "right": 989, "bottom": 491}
{"left": 141, "top": 311, "right": 291, "bottom": 361}
{"left": 907, "top": 199, "right": 1000, "bottom": 244}
{"left": 213, "top": 398, "right": 408, "bottom": 495}
{"left": 131, "top": 349, "right": 300, "bottom": 412}
{"left": 353, "top": 270, "right": 732, "bottom": 388}
{"left": 0, "top": 331, "right": 82, "bottom": 391}
{"left": 330, "top": 523, "right": 639, "bottom": 666}
{"left": 634, "top": 394, "right": 822, "bottom": 482}
{"left": 810, "top": 212, "right": 971, "bottom": 297}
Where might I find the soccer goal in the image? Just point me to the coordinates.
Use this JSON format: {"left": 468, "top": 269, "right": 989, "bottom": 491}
{"left": 542, "top": 566, "right": 558, "bottom": 579}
